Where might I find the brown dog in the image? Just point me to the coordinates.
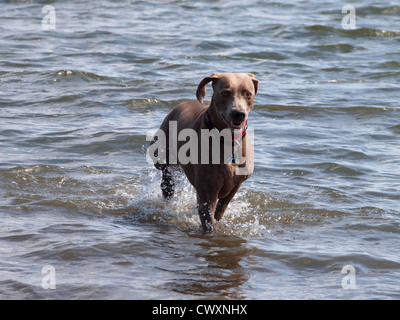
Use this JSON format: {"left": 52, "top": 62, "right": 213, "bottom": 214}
{"left": 149, "top": 73, "right": 258, "bottom": 232}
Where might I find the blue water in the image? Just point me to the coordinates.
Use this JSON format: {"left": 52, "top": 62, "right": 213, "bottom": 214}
{"left": 1, "top": 0, "right": 400, "bottom": 299}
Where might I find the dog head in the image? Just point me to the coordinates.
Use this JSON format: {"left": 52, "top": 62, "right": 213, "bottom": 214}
{"left": 196, "top": 73, "right": 258, "bottom": 130}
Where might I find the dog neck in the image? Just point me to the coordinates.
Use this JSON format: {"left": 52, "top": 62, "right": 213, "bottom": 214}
{"left": 203, "top": 108, "right": 248, "bottom": 166}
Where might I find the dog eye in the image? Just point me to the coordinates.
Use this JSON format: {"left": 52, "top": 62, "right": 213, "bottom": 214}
{"left": 245, "top": 92, "right": 252, "bottom": 99}
{"left": 221, "top": 90, "right": 231, "bottom": 97}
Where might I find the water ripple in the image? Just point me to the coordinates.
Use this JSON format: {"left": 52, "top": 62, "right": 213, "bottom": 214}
{"left": 1, "top": 0, "right": 400, "bottom": 299}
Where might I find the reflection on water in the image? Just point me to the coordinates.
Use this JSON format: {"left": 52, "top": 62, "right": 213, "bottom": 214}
{"left": 169, "top": 235, "right": 251, "bottom": 298}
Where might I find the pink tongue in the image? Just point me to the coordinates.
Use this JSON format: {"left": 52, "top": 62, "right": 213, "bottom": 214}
{"left": 230, "top": 122, "right": 243, "bottom": 130}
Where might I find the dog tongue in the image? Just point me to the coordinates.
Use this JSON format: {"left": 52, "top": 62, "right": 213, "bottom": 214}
{"left": 220, "top": 113, "right": 244, "bottom": 131}
{"left": 230, "top": 122, "right": 243, "bottom": 130}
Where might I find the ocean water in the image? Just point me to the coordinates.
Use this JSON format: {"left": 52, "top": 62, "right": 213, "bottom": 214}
{"left": 0, "top": 0, "right": 400, "bottom": 299}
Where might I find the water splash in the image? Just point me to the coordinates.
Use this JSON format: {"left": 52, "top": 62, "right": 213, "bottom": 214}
{"left": 124, "top": 168, "right": 268, "bottom": 237}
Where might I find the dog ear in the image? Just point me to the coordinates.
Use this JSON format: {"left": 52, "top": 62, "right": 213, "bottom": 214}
{"left": 196, "top": 73, "right": 221, "bottom": 104}
{"left": 247, "top": 73, "right": 259, "bottom": 95}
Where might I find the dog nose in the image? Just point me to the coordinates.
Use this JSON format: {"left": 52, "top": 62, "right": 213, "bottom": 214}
{"left": 231, "top": 110, "right": 246, "bottom": 123}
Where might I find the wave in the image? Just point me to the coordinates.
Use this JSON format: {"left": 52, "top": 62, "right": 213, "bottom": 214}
{"left": 1, "top": 164, "right": 344, "bottom": 238}
{"left": 53, "top": 69, "right": 113, "bottom": 82}
{"left": 353, "top": 5, "right": 400, "bottom": 16}
{"left": 1, "top": 155, "right": 398, "bottom": 240}
{"left": 310, "top": 43, "right": 365, "bottom": 53}
{"left": 255, "top": 104, "right": 400, "bottom": 114}
{"left": 305, "top": 25, "right": 400, "bottom": 38}
{"left": 389, "top": 124, "right": 400, "bottom": 134}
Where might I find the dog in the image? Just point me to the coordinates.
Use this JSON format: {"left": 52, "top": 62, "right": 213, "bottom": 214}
{"left": 149, "top": 73, "right": 258, "bottom": 232}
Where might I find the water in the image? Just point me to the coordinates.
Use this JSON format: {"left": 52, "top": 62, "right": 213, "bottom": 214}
{"left": 1, "top": 0, "right": 400, "bottom": 299}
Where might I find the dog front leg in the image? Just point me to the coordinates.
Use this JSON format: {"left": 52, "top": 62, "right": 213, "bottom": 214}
{"left": 215, "top": 184, "right": 241, "bottom": 221}
{"left": 197, "top": 197, "right": 217, "bottom": 233}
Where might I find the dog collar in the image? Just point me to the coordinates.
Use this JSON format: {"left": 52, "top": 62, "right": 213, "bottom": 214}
{"left": 204, "top": 111, "right": 247, "bottom": 166}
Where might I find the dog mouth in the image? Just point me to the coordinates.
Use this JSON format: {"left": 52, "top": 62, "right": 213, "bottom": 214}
{"left": 221, "top": 114, "right": 246, "bottom": 131}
